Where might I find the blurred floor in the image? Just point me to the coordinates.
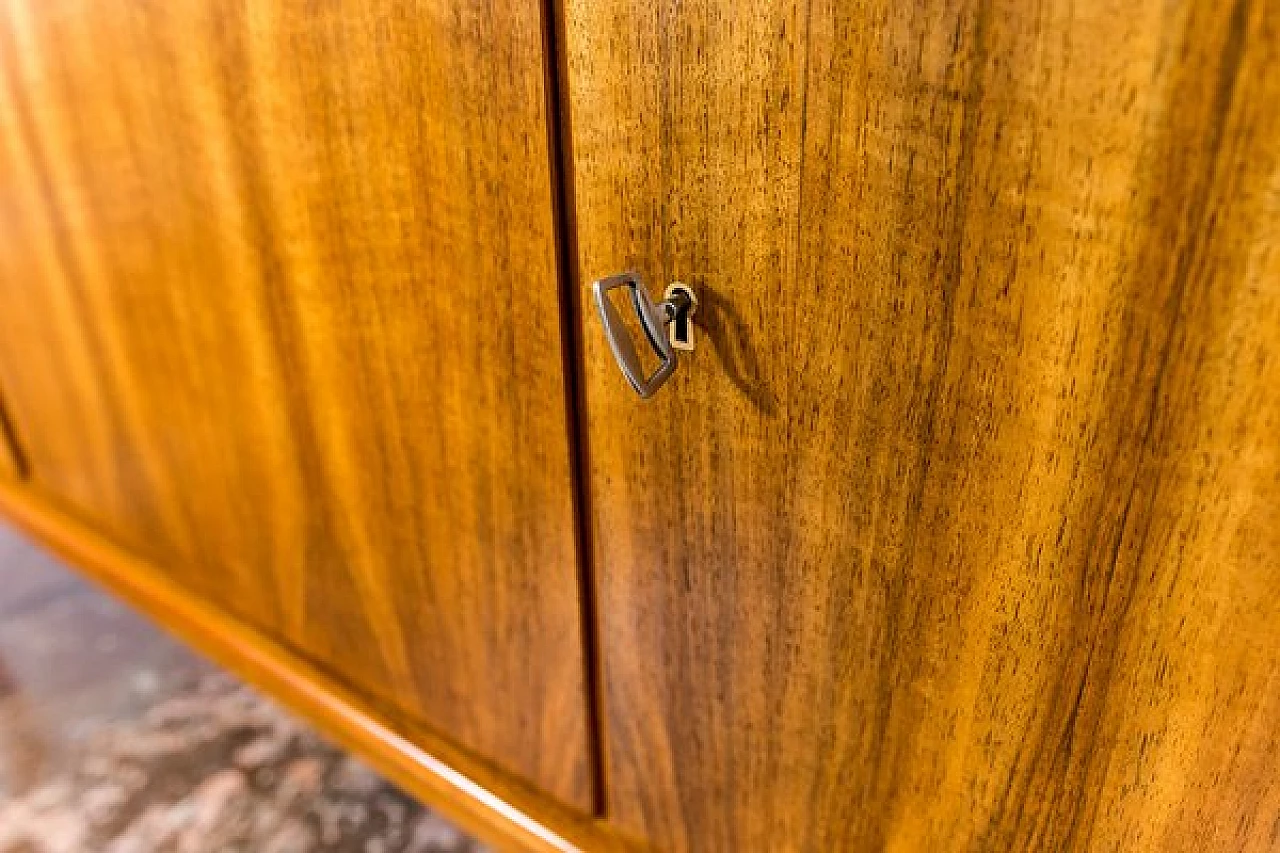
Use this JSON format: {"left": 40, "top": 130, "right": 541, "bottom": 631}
{"left": 0, "top": 520, "right": 485, "bottom": 853}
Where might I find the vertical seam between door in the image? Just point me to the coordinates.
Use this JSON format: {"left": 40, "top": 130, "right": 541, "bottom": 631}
{"left": 537, "top": 0, "right": 610, "bottom": 819}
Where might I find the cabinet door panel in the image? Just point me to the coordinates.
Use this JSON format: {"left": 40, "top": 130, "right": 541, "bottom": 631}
{"left": 0, "top": 0, "right": 593, "bottom": 808}
{"left": 567, "top": 0, "right": 1280, "bottom": 848}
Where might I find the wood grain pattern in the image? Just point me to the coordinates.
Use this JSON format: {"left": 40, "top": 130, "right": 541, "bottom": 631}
{"left": 565, "top": 0, "right": 1280, "bottom": 848}
{"left": 0, "top": 390, "right": 21, "bottom": 479}
{"left": 0, "top": 482, "right": 643, "bottom": 853}
{"left": 0, "top": 0, "right": 593, "bottom": 809}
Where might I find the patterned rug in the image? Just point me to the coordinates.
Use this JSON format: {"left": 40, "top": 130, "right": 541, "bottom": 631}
{"left": 0, "top": 673, "right": 487, "bottom": 853}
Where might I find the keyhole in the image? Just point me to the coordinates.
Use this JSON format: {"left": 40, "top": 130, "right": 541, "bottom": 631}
{"left": 673, "top": 309, "right": 691, "bottom": 347}
{"left": 664, "top": 282, "right": 697, "bottom": 352}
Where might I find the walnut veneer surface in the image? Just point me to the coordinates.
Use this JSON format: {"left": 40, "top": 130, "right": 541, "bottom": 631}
{"left": 564, "top": 0, "right": 1280, "bottom": 848}
{"left": 0, "top": 0, "right": 595, "bottom": 812}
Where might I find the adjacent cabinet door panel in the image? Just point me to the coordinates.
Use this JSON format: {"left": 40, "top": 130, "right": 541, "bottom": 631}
{"left": 0, "top": 0, "right": 594, "bottom": 809}
{"left": 567, "top": 0, "right": 1280, "bottom": 849}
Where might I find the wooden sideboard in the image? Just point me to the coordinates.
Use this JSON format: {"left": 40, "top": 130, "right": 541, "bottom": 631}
{"left": 0, "top": 0, "right": 1277, "bottom": 850}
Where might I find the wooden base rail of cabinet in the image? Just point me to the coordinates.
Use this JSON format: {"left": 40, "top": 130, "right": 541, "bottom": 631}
{"left": 0, "top": 480, "right": 639, "bottom": 853}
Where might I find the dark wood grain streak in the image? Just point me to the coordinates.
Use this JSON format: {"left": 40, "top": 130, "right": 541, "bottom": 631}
{"left": 0, "top": 389, "right": 24, "bottom": 479}
{"left": 0, "top": 0, "right": 594, "bottom": 811}
{"left": 566, "top": 0, "right": 1280, "bottom": 849}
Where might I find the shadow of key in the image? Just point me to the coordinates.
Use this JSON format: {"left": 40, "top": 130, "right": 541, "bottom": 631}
{"left": 694, "top": 283, "right": 777, "bottom": 417}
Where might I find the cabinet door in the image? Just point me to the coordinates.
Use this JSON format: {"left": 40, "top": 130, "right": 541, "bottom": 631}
{"left": 567, "top": 0, "right": 1280, "bottom": 848}
{"left": 0, "top": 0, "right": 593, "bottom": 808}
